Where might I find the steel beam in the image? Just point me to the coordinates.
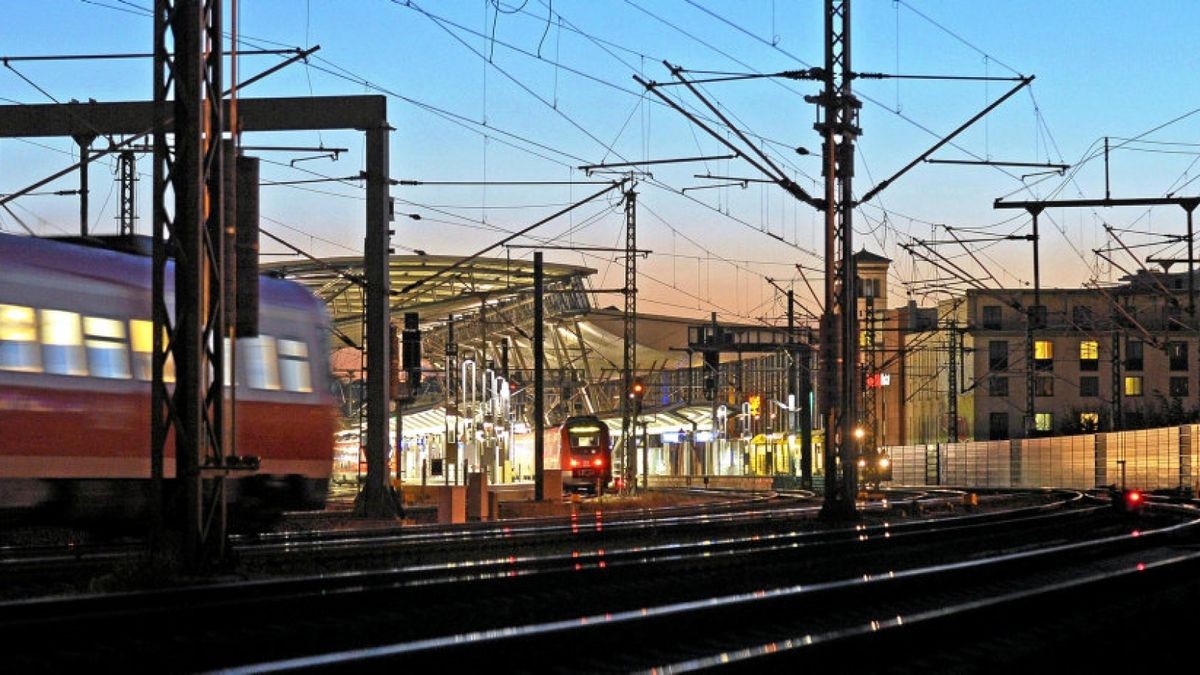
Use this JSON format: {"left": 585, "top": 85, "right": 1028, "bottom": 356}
{"left": 0, "top": 96, "right": 387, "bottom": 137}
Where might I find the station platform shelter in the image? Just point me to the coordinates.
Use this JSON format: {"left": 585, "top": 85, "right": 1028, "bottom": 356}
{"left": 268, "top": 253, "right": 822, "bottom": 489}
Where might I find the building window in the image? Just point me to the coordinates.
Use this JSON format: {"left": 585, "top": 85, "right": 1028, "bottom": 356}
{"left": 1079, "top": 340, "right": 1099, "bottom": 371}
{"left": 83, "top": 316, "right": 131, "bottom": 379}
{"left": 859, "top": 277, "right": 881, "bottom": 299}
{"left": 1080, "top": 376, "right": 1099, "bottom": 397}
{"left": 1124, "top": 376, "right": 1143, "bottom": 397}
{"left": 1036, "top": 376, "right": 1054, "bottom": 397}
{"left": 989, "top": 412, "right": 1009, "bottom": 440}
{"left": 1126, "top": 340, "right": 1144, "bottom": 371}
{"left": 1072, "top": 305, "right": 1094, "bottom": 328}
{"left": 1029, "top": 305, "right": 1047, "bottom": 329}
{"left": 0, "top": 303, "right": 41, "bottom": 372}
{"left": 1170, "top": 376, "right": 1189, "bottom": 398}
{"left": 1079, "top": 412, "right": 1100, "bottom": 432}
{"left": 1034, "top": 340, "right": 1054, "bottom": 371}
{"left": 982, "top": 305, "right": 1002, "bottom": 330}
{"left": 989, "top": 341, "right": 1008, "bottom": 372}
{"left": 40, "top": 309, "right": 87, "bottom": 376}
{"left": 988, "top": 376, "right": 1008, "bottom": 397}
{"left": 1169, "top": 341, "right": 1188, "bottom": 371}
{"left": 1035, "top": 412, "right": 1053, "bottom": 432}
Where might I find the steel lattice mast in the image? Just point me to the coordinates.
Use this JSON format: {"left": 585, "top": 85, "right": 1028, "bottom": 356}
{"left": 817, "top": 0, "right": 861, "bottom": 518}
{"left": 152, "top": 0, "right": 229, "bottom": 563}
{"left": 621, "top": 186, "right": 638, "bottom": 492}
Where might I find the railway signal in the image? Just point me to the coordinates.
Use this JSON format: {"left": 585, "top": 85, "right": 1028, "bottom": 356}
{"left": 1111, "top": 487, "right": 1145, "bottom": 515}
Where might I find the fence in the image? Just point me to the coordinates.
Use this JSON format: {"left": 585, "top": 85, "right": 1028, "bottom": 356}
{"left": 886, "top": 424, "right": 1200, "bottom": 493}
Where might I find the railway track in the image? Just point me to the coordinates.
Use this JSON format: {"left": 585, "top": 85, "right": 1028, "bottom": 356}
{"left": 1, "top": 490, "right": 1150, "bottom": 671}
{"left": 0, "top": 487, "right": 1022, "bottom": 588}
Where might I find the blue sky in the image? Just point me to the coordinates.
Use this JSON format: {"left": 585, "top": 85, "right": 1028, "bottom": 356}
{"left": 2, "top": 1, "right": 1199, "bottom": 324}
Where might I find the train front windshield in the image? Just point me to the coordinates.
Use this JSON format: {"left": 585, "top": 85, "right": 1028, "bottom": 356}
{"left": 567, "top": 424, "right": 605, "bottom": 454}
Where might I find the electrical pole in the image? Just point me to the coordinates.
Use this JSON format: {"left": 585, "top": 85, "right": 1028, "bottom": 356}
{"left": 533, "top": 253, "right": 545, "bottom": 500}
{"left": 621, "top": 186, "right": 638, "bottom": 493}
{"left": 117, "top": 150, "right": 137, "bottom": 236}
{"left": 152, "top": 0, "right": 231, "bottom": 565}
{"left": 1111, "top": 329, "right": 1122, "bottom": 431}
{"left": 947, "top": 318, "right": 958, "bottom": 442}
{"left": 815, "top": 0, "right": 860, "bottom": 518}
{"left": 786, "top": 290, "right": 798, "bottom": 481}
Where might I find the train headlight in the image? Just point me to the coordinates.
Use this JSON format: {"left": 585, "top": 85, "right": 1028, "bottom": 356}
{"left": 593, "top": 458, "right": 603, "bottom": 467}
{"left": 856, "top": 457, "right": 867, "bottom": 468}
{"left": 569, "top": 459, "right": 580, "bottom": 468}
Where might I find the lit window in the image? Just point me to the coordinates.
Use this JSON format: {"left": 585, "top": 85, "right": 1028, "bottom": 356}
{"left": 278, "top": 338, "right": 312, "bottom": 393}
{"left": 129, "top": 319, "right": 175, "bottom": 382}
{"left": 84, "top": 317, "right": 131, "bottom": 379}
{"left": 241, "top": 335, "right": 281, "bottom": 390}
{"left": 1124, "top": 376, "right": 1143, "bottom": 397}
{"left": 40, "top": 310, "right": 86, "bottom": 375}
{"left": 0, "top": 303, "right": 41, "bottom": 372}
{"left": 1079, "top": 340, "right": 1098, "bottom": 361}
{"left": 1079, "top": 412, "right": 1100, "bottom": 430}
{"left": 1034, "top": 340, "right": 1054, "bottom": 361}
{"left": 1035, "top": 412, "right": 1053, "bottom": 432}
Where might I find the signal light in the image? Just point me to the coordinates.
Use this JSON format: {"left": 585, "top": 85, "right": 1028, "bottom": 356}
{"left": 1125, "top": 490, "right": 1144, "bottom": 513}
{"left": 1112, "top": 488, "right": 1145, "bottom": 515}
{"left": 630, "top": 379, "right": 646, "bottom": 398}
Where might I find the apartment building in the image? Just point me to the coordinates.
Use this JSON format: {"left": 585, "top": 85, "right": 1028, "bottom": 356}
{"left": 903, "top": 270, "right": 1200, "bottom": 442}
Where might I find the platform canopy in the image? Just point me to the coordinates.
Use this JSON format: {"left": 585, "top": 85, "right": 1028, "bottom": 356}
{"left": 261, "top": 254, "right": 595, "bottom": 347}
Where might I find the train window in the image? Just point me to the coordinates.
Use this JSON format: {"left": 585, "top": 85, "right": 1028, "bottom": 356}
{"left": 129, "top": 320, "right": 175, "bottom": 383}
{"left": 0, "top": 303, "right": 41, "bottom": 372}
{"left": 241, "top": 336, "right": 281, "bottom": 390}
{"left": 40, "top": 310, "right": 87, "bottom": 376}
{"left": 83, "top": 317, "right": 131, "bottom": 379}
{"left": 277, "top": 338, "right": 313, "bottom": 393}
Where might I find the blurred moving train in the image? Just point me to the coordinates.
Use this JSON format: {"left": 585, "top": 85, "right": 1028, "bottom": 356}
{"left": 544, "top": 415, "right": 613, "bottom": 493}
{"left": 0, "top": 232, "right": 337, "bottom": 522}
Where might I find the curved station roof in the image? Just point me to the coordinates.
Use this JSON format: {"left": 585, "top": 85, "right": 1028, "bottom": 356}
{"left": 262, "top": 254, "right": 596, "bottom": 347}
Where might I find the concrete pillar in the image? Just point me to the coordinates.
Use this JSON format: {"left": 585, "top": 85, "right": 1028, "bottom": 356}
{"left": 466, "top": 471, "right": 489, "bottom": 521}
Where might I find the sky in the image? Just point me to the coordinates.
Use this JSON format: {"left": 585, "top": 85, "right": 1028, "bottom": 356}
{"left": 2, "top": 1, "right": 1200, "bottom": 327}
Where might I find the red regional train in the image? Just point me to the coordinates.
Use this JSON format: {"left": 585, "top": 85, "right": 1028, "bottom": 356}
{"left": 545, "top": 415, "right": 613, "bottom": 493}
{"left": 0, "top": 231, "right": 336, "bottom": 523}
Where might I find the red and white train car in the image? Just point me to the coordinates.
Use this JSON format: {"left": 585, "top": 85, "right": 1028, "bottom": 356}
{"left": 0, "top": 232, "right": 336, "bottom": 522}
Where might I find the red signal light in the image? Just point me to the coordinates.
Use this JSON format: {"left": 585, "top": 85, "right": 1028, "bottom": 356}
{"left": 1113, "top": 488, "right": 1145, "bottom": 514}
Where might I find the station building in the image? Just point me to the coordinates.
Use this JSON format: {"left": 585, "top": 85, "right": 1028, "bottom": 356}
{"left": 270, "top": 253, "right": 825, "bottom": 486}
